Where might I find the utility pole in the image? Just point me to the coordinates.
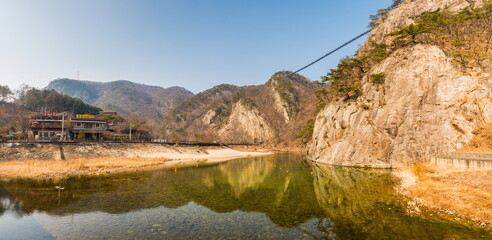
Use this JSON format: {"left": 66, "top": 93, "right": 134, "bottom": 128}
{"left": 129, "top": 123, "right": 132, "bottom": 141}
{"left": 61, "top": 113, "right": 65, "bottom": 141}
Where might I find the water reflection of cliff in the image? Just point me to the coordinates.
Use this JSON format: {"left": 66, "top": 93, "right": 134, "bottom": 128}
{"left": 311, "top": 163, "right": 489, "bottom": 239}
{"left": 180, "top": 154, "right": 325, "bottom": 228}
{"left": 2, "top": 154, "right": 489, "bottom": 239}
{"left": 0, "top": 154, "right": 324, "bottom": 228}
{"left": 218, "top": 157, "right": 275, "bottom": 197}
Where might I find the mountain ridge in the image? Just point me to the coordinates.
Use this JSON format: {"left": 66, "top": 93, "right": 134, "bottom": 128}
{"left": 46, "top": 78, "right": 194, "bottom": 120}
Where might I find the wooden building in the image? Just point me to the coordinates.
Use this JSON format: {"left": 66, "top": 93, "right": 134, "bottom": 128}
{"left": 71, "top": 114, "right": 111, "bottom": 140}
{"left": 28, "top": 112, "right": 67, "bottom": 140}
{"left": 28, "top": 112, "right": 116, "bottom": 141}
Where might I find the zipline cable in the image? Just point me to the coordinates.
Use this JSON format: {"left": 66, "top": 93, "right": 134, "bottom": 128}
{"left": 284, "top": 29, "right": 372, "bottom": 77}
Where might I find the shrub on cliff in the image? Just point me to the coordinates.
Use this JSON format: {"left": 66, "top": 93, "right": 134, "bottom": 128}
{"left": 387, "top": 3, "right": 492, "bottom": 68}
{"left": 298, "top": 119, "right": 315, "bottom": 145}
{"left": 317, "top": 2, "right": 492, "bottom": 105}
{"left": 370, "top": 73, "right": 386, "bottom": 84}
{"left": 369, "top": 0, "right": 404, "bottom": 27}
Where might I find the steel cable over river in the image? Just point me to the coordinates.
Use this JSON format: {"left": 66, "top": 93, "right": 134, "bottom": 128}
{"left": 284, "top": 29, "right": 371, "bottom": 77}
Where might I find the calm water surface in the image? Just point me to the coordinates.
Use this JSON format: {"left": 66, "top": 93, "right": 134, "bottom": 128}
{"left": 0, "top": 153, "right": 490, "bottom": 239}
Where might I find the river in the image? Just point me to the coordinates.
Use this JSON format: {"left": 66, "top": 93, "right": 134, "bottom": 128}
{"left": 0, "top": 153, "right": 489, "bottom": 239}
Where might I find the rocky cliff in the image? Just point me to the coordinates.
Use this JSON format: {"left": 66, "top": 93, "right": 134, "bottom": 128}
{"left": 161, "top": 72, "right": 319, "bottom": 146}
{"left": 308, "top": 0, "right": 492, "bottom": 167}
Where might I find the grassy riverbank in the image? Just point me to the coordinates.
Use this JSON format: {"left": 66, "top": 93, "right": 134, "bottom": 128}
{"left": 395, "top": 163, "right": 492, "bottom": 228}
{"left": 0, "top": 157, "right": 171, "bottom": 178}
{"left": 0, "top": 145, "right": 272, "bottom": 178}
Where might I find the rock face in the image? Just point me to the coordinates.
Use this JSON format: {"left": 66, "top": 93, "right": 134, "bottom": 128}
{"left": 361, "top": 0, "right": 485, "bottom": 51}
{"left": 308, "top": 0, "right": 492, "bottom": 167}
{"left": 218, "top": 100, "right": 275, "bottom": 143}
{"left": 161, "top": 72, "right": 319, "bottom": 146}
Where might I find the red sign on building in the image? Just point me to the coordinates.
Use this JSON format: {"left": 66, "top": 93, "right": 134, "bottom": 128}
{"left": 42, "top": 112, "right": 57, "bottom": 116}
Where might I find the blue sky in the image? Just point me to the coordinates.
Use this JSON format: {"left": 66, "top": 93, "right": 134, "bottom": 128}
{"left": 0, "top": 0, "right": 391, "bottom": 93}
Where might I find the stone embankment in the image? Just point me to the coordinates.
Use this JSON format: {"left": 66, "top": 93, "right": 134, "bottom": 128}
{"left": 0, "top": 142, "right": 270, "bottom": 162}
{"left": 0, "top": 142, "right": 273, "bottom": 178}
{"left": 430, "top": 153, "right": 492, "bottom": 169}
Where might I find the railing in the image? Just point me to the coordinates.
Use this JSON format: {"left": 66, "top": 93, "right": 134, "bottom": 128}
{"left": 30, "top": 125, "right": 63, "bottom": 129}
{"left": 2, "top": 139, "right": 263, "bottom": 146}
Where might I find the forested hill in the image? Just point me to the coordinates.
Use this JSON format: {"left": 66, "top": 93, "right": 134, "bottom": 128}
{"left": 0, "top": 85, "right": 102, "bottom": 138}
{"left": 46, "top": 78, "right": 194, "bottom": 120}
{"left": 17, "top": 88, "right": 102, "bottom": 115}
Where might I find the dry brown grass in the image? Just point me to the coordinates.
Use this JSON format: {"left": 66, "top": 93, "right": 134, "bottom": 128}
{"left": 399, "top": 163, "right": 492, "bottom": 225}
{"left": 0, "top": 157, "right": 170, "bottom": 178}
{"left": 411, "top": 162, "right": 436, "bottom": 177}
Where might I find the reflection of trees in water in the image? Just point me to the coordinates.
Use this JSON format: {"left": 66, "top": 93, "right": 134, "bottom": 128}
{"left": 0, "top": 175, "right": 143, "bottom": 215}
{"left": 1, "top": 156, "right": 487, "bottom": 239}
{"left": 311, "top": 163, "right": 490, "bottom": 239}
{"left": 0, "top": 154, "right": 326, "bottom": 229}
{"left": 170, "top": 154, "right": 326, "bottom": 228}
{"left": 0, "top": 185, "right": 26, "bottom": 217}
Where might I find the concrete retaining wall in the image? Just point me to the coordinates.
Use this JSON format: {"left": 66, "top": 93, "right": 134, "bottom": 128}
{"left": 0, "top": 142, "right": 226, "bottom": 161}
{"left": 430, "top": 154, "right": 492, "bottom": 169}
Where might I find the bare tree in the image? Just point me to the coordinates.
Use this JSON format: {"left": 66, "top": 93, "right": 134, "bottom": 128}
{"left": 0, "top": 104, "right": 31, "bottom": 138}
{"left": 0, "top": 85, "right": 12, "bottom": 102}
{"left": 126, "top": 114, "right": 147, "bottom": 140}
{"left": 14, "top": 84, "right": 33, "bottom": 106}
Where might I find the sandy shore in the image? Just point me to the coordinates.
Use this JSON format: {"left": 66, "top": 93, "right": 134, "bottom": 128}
{"left": 0, "top": 146, "right": 272, "bottom": 178}
{"left": 394, "top": 163, "right": 492, "bottom": 228}
{"left": 140, "top": 147, "right": 272, "bottom": 160}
